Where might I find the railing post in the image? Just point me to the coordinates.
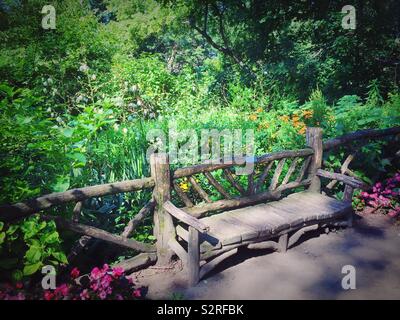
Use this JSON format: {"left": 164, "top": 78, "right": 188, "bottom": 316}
{"left": 306, "top": 127, "right": 323, "bottom": 192}
{"left": 150, "top": 153, "right": 175, "bottom": 265}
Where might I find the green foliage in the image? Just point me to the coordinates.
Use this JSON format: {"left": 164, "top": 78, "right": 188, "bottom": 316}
{"left": 0, "top": 215, "right": 66, "bottom": 280}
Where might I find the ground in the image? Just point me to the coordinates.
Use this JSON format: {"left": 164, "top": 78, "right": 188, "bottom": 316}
{"left": 130, "top": 213, "right": 400, "bottom": 300}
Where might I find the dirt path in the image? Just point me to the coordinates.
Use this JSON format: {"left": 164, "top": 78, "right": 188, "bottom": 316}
{"left": 132, "top": 214, "right": 400, "bottom": 300}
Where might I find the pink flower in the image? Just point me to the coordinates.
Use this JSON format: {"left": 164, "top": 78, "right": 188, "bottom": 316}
{"left": 112, "top": 267, "right": 124, "bottom": 278}
{"left": 100, "top": 275, "right": 113, "bottom": 289}
{"left": 70, "top": 267, "right": 80, "bottom": 279}
{"left": 361, "top": 191, "right": 369, "bottom": 198}
{"left": 132, "top": 289, "right": 141, "bottom": 298}
{"left": 55, "top": 284, "right": 69, "bottom": 297}
{"left": 44, "top": 291, "right": 54, "bottom": 300}
{"left": 99, "top": 290, "right": 108, "bottom": 300}
{"left": 116, "top": 294, "right": 124, "bottom": 300}
{"left": 101, "top": 264, "right": 109, "bottom": 272}
{"left": 90, "top": 267, "right": 103, "bottom": 280}
{"left": 80, "top": 289, "right": 90, "bottom": 300}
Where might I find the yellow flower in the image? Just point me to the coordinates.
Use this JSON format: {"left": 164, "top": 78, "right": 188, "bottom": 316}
{"left": 256, "top": 107, "right": 263, "bottom": 113}
{"left": 249, "top": 114, "right": 257, "bottom": 121}
{"left": 179, "top": 182, "right": 189, "bottom": 192}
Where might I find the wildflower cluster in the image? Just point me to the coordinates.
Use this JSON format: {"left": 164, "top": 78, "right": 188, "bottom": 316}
{"left": 0, "top": 264, "right": 144, "bottom": 300}
{"left": 43, "top": 264, "right": 142, "bottom": 300}
{"left": 357, "top": 172, "right": 400, "bottom": 218}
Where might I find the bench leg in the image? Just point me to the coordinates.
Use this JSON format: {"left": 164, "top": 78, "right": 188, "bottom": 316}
{"left": 278, "top": 233, "right": 288, "bottom": 253}
{"left": 188, "top": 226, "right": 200, "bottom": 286}
{"left": 343, "top": 185, "right": 354, "bottom": 228}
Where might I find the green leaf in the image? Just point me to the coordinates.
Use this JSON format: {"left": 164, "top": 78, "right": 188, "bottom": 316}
{"left": 23, "top": 262, "right": 42, "bottom": 276}
{"left": 12, "top": 270, "right": 24, "bottom": 282}
{"left": 40, "top": 231, "right": 59, "bottom": 244}
{"left": 0, "top": 221, "right": 3, "bottom": 231}
{"left": 60, "top": 127, "right": 74, "bottom": 138}
{"left": 25, "top": 245, "right": 42, "bottom": 263}
{"left": 52, "top": 251, "right": 68, "bottom": 264}
{"left": 6, "top": 224, "right": 19, "bottom": 235}
{"left": 51, "top": 175, "right": 70, "bottom": 192}
{"left": 0, "top": 232, "right": 5, "bottom": 245}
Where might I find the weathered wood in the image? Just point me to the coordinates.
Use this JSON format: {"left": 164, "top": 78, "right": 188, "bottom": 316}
{"left": 168, "top": 238, "right": 188, "bottom": 268}
{"left": 327, "top": 154, "right": 355, "bottom": 189}
{"left": 176, "top": 224, "right": 189, "bottom": 242}
{"left": 317, "top": 169, "right": 369, "bottom": 189}
{"left": 188, "top": 226, "right": 200, "bottom": 286}
{"left": 199, "top": 248, "right": 238, "bottom": 279}
{"left": 150, "top": 153, "right": 175, "bottom": 265}
{"left": 275, "top": 178, "right": 312, "bottom": 193}
{"left": 121, "top": 199, "right": 155, "bottom": 238}
{"left": 343, "top": 185, "right": 355, "bottom": 227}
{"left": 173, "top": 181, "right": 194, "bottom": 207}
{"left": 112, "top": 253, "right": 157, "bottom": 272}
{"left": 164, "top": 201, "right": 209, "bottom": 232}
{"left": 223, "top": 169, "right": 246, "bottom": 195}
{"left": 256, "top": 148, "right": 314, "bottom": 164}
{"left": 281, "top": 157, "right": 299, "bottom": 186}
{"left": 172, "top": 149, "right": 313, "bottom": 179}
{"left": 204, "top": 172, "right": 232, "bottom": 199}
{"left": 296, "top": 156, "right": 311, "bottom": 182}
{"left": 48, "top": 216, "right": 156, "bottom": 252}
{"left": 0, "top": 177, "right": 155, "bottom": 223}
{"left": 72, "top": 201, "right": 83, "bottom": 223}
{"left": 255, "top": 161, "right": 274, "bottom": 192}
{"left": 323, "top": 126, "right": 400, "bottom": 150}
{"left": 288, "top": 224, "right": 318, "bottom": 248}
{"left": 269, "top": 158, "right": 286, "bottom": 191}
{"left": 247, "top": 240, "right": 280, "bottom": 251}
{"left": 188, "top": 176, "right": 212, "bottom": 203}
{"left": 67, "top": 235, "right": 92, "bottom": 263}
{"left": 183, "top": 189, "right": 281, "bottom": 218}
{"left": 306, "top": 127, "right": 323, "bottom": 192}
{"left": 247, "top": 173, "right": 255, "bottom": 195}
{"left": 278, "top": 233, "right": 288, "bottom": 252}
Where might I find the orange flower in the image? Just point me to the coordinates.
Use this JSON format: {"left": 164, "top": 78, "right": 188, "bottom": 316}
{"left": 256, "top": 107, "right": 263, "bottom": 113}
{"left": 298, "top": 126, "right": 306, "bottom": 135}
{"left": 279, "top": 115, "right": 290, "bottom": 123}
{"left": 249, "top": 114, "right": 257, "bottom": 121}
{"left": 302, "top": 110, "right": 313, "bottom": 119}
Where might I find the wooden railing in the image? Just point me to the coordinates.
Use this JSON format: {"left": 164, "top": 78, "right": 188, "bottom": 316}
{"left": 0, "top": 126, "right": 399, "bottom": 270}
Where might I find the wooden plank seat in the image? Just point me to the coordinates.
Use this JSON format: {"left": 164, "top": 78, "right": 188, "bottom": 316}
{"left": 176, "top": 191, "right": 351, "bottom": 254}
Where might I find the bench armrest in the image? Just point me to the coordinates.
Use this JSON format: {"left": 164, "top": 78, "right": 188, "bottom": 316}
{"left": 317, "top": 169, "right": 369, "bottom": 190}
{"left": 163, "top": 201, "right": 209, "bottom": 233}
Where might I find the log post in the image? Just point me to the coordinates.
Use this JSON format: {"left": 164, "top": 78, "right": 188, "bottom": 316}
{"left": 343, "top": 184, "right": 354, "bottom": 227}
{"left": 150, "top": 153, "right": 175, "bottom": 265}
{"left": 306, "top": 127, "right": 323, "bottom": 192}
{"left": 278, "top": 233, "right": 288, "bottom": 253}
{"left": 188, "top": 226, "right": 200, "bottom": 286}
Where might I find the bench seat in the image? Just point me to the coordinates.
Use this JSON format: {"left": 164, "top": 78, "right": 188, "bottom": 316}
{"left": 196, "top": 191, "right": 352, "bottom": 251}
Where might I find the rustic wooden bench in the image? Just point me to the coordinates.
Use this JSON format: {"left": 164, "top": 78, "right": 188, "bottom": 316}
{"left": 158, "top": 128, "right": 370, "bottom": 286}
